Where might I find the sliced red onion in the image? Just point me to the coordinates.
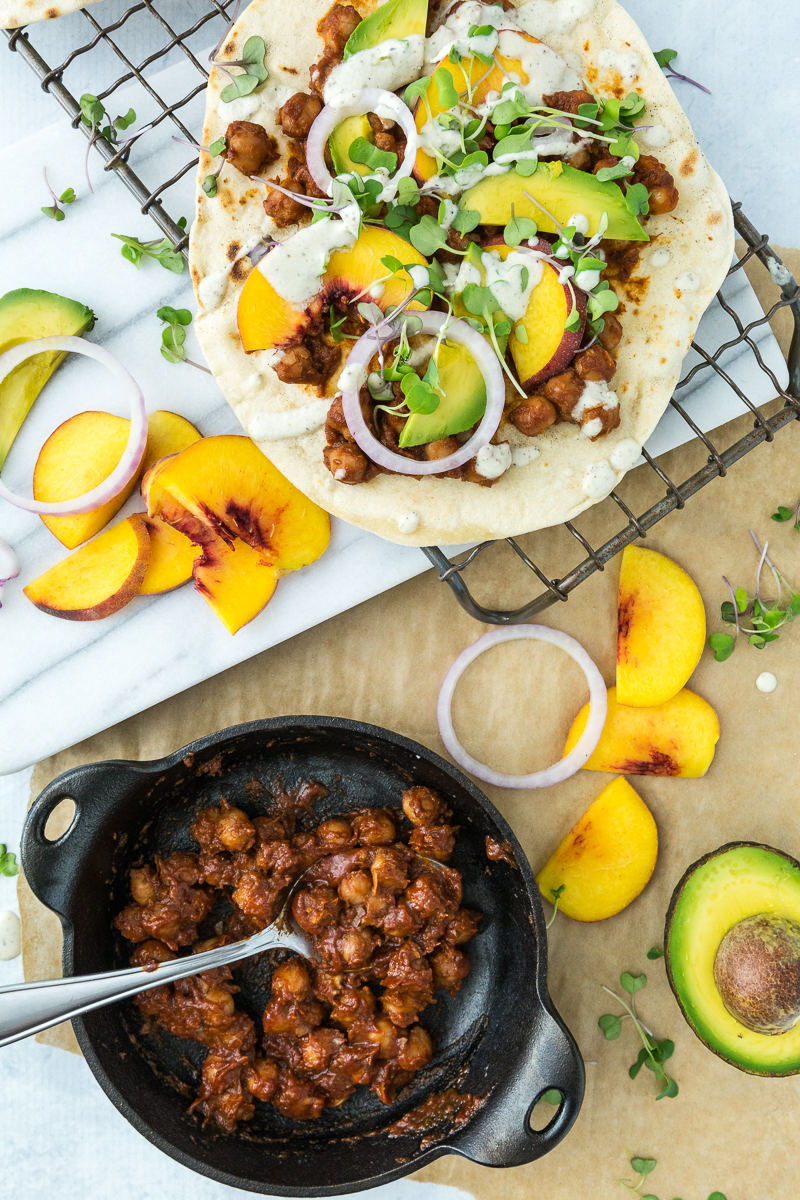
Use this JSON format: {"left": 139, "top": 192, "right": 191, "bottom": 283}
{"left": 437, "top": 626, "right": 608, "bottom": 789}
{"left": 0, "top": 539, "right": 19, "bottom": 609}
{"left": 0, "top": 336, "right": 147, "bottom": 516}
{"left": 341, "top": 311, "right": 504, "bottom": 476}
{"left": 306, "top": 88, "right": 419, "bottom": 197}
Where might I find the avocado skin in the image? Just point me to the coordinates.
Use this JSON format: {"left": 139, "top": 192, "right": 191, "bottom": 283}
{"left": 665, "top": 841, "right": 800, "bottom": 1076}
{"left": 0, "top": 288, "right": 95, "bottom": 468}
{"left": 343, "top": 0, "right": 428, "bottom": 59}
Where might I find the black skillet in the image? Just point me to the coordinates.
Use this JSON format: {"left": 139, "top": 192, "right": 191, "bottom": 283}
{"left": 21, "top": 716, "right": 584, "bottom": 1195}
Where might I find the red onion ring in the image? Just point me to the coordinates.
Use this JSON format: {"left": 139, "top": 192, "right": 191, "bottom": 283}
{"left": 306, "top": 88, "right": 419, "bottom": 197}
{"left": 0, "top": 336, "right": 147, "bottom": 516}
{"left": 340, "top": 311, "right": 504, "bottom": 476}
{"left": 0, "top": 538, "right": 19, "bottom": 610}
{"left": 437, "top": 625, "right": 608, "bottom": 789}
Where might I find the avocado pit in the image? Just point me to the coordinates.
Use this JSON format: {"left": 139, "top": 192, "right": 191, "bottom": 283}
{"left": 713, "top": 913, "right": 800, "bottom": 1035}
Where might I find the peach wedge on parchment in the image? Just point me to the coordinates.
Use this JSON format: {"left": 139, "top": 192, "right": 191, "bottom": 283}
{"left": 24, "top": 514, "right": 150, "bottom": 621}
{"left": 536, "top": 778, "right": 658, "bottom": 921}
{"left": 144, "top": 435, "right": 330, "bottom": 634}
{"left": 564, "top": 686, "right": 720, "bottom": 778}
{"left": 617, "top": 545, "right": 706, "bottom": 707}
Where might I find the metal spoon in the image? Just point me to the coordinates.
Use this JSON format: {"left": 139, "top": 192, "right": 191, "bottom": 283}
{"left": 0, "top": 902, "right": 313, "bottom": 1050}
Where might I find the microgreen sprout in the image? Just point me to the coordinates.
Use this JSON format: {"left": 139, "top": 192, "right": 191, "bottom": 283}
{"left": 79, "top": 93, "right": 137, "bottom": 192}
{"left": 545, "top": 884, "right": 565, "bottom": 929}
{"left": 211, "top": 35, "right": 269, "bottom": 103}
{"left": 654, "top": 48, "right": 711, "bottom": 95}
{"left": 157, "top": 306, "right": 211, "bottom": 373}
{"left": 708, "top": 529, "right": 800, "bottom": 661}
{"left": 173, "top": 134, "right": 227, "bottom": 196}
{"left": 619, "top": 1157, "right": 657, "bottom": 1194}
{"left": 646, "top": 946, "right": 664, "bottom": 960}
{"left": 41, "top": 168, "right": 75, "bottom": 222}
{"left": 0, "top": 844, "right": 19, "bottom": 877}
{"left": 112, "top": 219, "right": 187, "bottom": 273}
{"left": 599, "top": 971, "right": 678, "bottom": 1100}
{"left": 772, "top": 495, "right": 800, "bottom": 530}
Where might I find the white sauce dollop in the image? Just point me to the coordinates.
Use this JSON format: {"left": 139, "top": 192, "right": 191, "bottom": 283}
{"left": 582, "top": 460, "right": 617, "bottom": 499}
{"left": 756, "top": 672, "right": 777, "bottom": 693}
{"left": 512, "top": 445, "right": 540, "bottom": 467}
{"left": 476, "top": 442, "right": 512, "bottom": 479}
{"left": 398, "top": 511, "right": 420, "bottom": 534}
{"left": 514, "top": 0, "right": 594, "bottom": 38}
{"left": 249, "top": 399, "right": 330, "bottom": 441}
{"left": 572, "top": 380, "right": 619, "bottom": 424}
{"left": 260, "top": 217, "right": 355, "bottom": 308}
{"left": 639, "top": 123, "right": 670, "bottom": 149}
{"left": 244, "top": 371, "right": 263, "bottom": 392}
{"left": 650, "top": 248, "right": 671, "bottom": 267}
{"left": 567, "top": 212, "right": 590, "bottom": 236}
{"left": 609, "top": 438, "right": 642, "bottom": 471}
{"left": 198, "top": 267, "right": 231, "bottom": 311}
{"left": 324, "top": 35, "right": 424, "bottom": 107}
{"left": 675, "top": 271, "right": 701, "bottom": 294}
{"left": 0, "top": 910, "right": 21, "bottom": 960}
{"left": 481, "top": 249, "right": 543, "bottom": 322}
{"left": 338, "top": 361, "right": 367, "bottom": 392}
{"left": 597, "top": 48, "right": 642, "bottom": 87}
{"left": 220, "top": 94, "right": 261, "bottom": 120}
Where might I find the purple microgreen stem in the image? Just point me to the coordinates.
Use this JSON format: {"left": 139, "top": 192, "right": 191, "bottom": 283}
{"left": 662, "top": 65, "right": 711, "bottom": 95}
{"left": 208, "top": 0, "right": 241, "bottom": 64}
{"left": 721, "top": 576, "right": 741, "bottom": 637}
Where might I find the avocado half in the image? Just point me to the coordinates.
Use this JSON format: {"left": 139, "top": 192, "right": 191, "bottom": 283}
{"left": 665, "top": 842, "right": 800, "bottom": 1075}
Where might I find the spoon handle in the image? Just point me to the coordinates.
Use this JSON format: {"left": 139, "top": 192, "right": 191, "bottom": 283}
{"left": 0, "top": 927, "right": 308, "bottom": 1048}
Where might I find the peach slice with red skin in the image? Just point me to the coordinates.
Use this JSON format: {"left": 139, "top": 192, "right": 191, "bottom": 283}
{"left": 237, "top": 227, "right": 429, "bottom": 353}
{"left": 617, "top": 545, "right": 706, "bottom": 707}
{"left": 536, "top": 777, "right": 658, "bottom": 921}
{"left": 24, "top": 514, "right": 150, "bottom": 621}
{"left": 483, "top": 237, "right": 587, "bottom": 390}
{"left": 564, "top": 685, "right": 720, "bottom": 778}
{"left": 413, "top": 38, "right": 544, "bottom": 183}
{"left": 144, "top": 436, "right": 330, "bottom": 634}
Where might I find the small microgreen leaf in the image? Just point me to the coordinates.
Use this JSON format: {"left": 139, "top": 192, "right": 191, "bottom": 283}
{"left": 349, "top": 136, "right": 398, "bottom": 174}
{"left": 503, "top": 209, "right": 538, "bottom": 247}
{"left": 220, "top": 72, "right": 259, "bottom": 103}
{"left": 433, "top": 66, "right": 459, "bottom": 110}
{"left": 514, "top": 325, "right": 529, "bottom": 344}
{"left": 409, "top": 213, "right": 450, "bottom": 256}
{"left": 654, "top": 48, "right": 678, "bottom": 68}
{"left": 452, "top": 207, "right": 481, "bottom": 234}
{"left": 630, "top": 1159, "right": 656, "bottom": 1179}
{"left": 708, "top": 632, "right": 735, "bottom": 661}
{"left": 646, "top": 946, "right": 664, "bottom": 960}
{"left": 112, "top": 231, "right": 185, "bottom": 273}
{"left": 624, "top": 182, "right": 650, "bottom": 217}
{"left": 598, "top": 1013, "right": 623, "bottom": 1040}
{"left": 404, "top": 76, "right": 432, "bottom": 109}
{"left": 208, "top": 136, "right": 226, "bottom": 157}
{"left": 381, "top": 255, "right": 404, "bottom": 274}
{"left": 0, "top": 845, "right": 19, "bottom": 877}
{"left": 546, "top": 883, "right": 565, "bottom": 929}
{"left": 202, "top": 174, "right": 219, "bottom": 197}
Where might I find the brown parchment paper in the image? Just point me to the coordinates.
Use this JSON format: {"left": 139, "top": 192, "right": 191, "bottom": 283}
{"left": 19, "top": 248, "right": 800, "bottom": 1199}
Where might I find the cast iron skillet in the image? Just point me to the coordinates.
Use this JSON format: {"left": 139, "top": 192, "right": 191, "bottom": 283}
{"left": 22, "top": 716, "right": 584, "bottom": 1195}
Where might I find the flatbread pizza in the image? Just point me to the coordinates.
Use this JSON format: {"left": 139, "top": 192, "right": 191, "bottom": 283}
{"left": 190, "top": 0, "right": 733, "bottom": 545}
{"left": 1, "top": 0, "right": 103, "bottom": 27}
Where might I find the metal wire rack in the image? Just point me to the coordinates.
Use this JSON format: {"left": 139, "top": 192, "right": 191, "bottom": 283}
{"left": 6, "top": 1, "right": 800, "bottom": 624}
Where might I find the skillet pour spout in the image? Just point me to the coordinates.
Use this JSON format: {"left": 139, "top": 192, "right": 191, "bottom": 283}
{"left": 22, "top": 716, "right": 584, "bottom": 1196}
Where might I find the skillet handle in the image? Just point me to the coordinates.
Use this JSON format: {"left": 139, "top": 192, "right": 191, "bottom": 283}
{"left": 446, "top": 1010, "right": 585, "bottom": 1168}
{"left": 22, "top": 760, "right": 140, "bottom": 921}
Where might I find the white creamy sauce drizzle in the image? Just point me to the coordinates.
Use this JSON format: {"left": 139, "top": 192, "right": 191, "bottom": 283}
{"left": 597, "top": 48, "right": 642, "bottom": 87}
{"left": 220, "top": 94, "right": 261, "bottom": 120}
{"left": 476, "top": 441, "right": 512, "bottom": 479}
{"left": 756, "top": 672, "right": 777, "bottom": 693}
{"left": 582, "top": 460, "right": 617, "bottom": 499}
{"left": 198, "top": 267, "right": 231, "bottom": 311}
{"left": 481, "top": 249, "right": 543, "bottom": 321}
{"left": 397, "top": 511, "right": 420, "bottom": 533}
{"left": 609, "top": 438, "right": 642, "bottom": 471}
{"left": 249, "top": 399, "right": 330, "bottom": 441}
{"left": 369, "top": 281, "right": 386, "bottom": 299}
{"left": 675, "top": 271, "right": 701, "bottom": 293}
{"left": 426, "top": 161, "right": 508, "bottom": 197}
{"left": 259, "top": 217, "right": 354, "bottom": 307}
{"left": 514, "top": 0, "right": 594, "bottom": 38}
{"left": 511, "top": 445, "right": 540, "bottom": 467}
{"left": 324, "top": 35, "right": 425, "bottom": 107}
{"left": 574, "top": 267, "right": 600, "bottom": 291}
{"left": 338, "top": 361, "right": 367, "bottom": 392}
{"left": 0, "top": 910, "right": 20, "bottom": 960}
{"left": 572, "top": 380, "right": 619, "bottom": 426}
{"left": 567, "top": 212, "right": 590, "bottom": 236}
{"left": 408, "top": 264, "right": 431, "bottom": 291}
{"left": 650, "top": 248, "right": 671, "bottom": 267}
{"left": 639, "top": 122, "right": 670, "bottom": 149}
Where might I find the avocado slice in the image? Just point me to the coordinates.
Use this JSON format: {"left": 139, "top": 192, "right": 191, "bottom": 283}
{"left": 330, "top": 114, "right": 374, "bottom": 178}
{"left": 461, "top": 161, "right": 649, "bottom": 242}
{"left": 666, "top": 842, "right": 800, "bottom": 1075}
{"left": 343, "top": 0, "right": 428, "bottom": 59}
{"left": 0, "top": 289, "right": 95, "bottom": 469}
{"left": 399, "top": 340, "right": 485, "bottom": 447}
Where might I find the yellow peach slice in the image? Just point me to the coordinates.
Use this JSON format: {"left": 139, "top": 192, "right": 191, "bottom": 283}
{"left": 564, "top": 685, "right": 720, "bottom": 778}
{"left": 24, "top": 514, "right": 150, "bottom": 621}
{"left": 193, "top": 537, "right": 278, "bottom": 635}
{"left": 414, "top": 39, "right": 542, "bottom": 182}
{"left": 139, "top": 411, "right": 202, "bottom": 479}
{"left": 34, "top": 411, "right": 139, "bottom": 549}
{"left": 139, "top": 515, "right": 197, "bottom": 595}
{"left": 536, "top": 778, "right": 658, "bottom": 921}
{"left": 617, "top": 545, "right": 706, "bottom": 707}
{"left": 237, "top": 227, "right": 429, "bottom": 353}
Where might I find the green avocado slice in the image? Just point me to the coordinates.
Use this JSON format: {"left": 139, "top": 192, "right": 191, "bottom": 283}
{"left": 0, "top": 289, "right": 95, "bottom": 469}
{"left": 399, "top": 340, "right": 486, "bottom": 448}
{"left": 343, "top": 0, "right": 428, "bottom": 59}
{"left": 461, "top": 161, "right": 650, "bottom": 242}
{"left": 329, "top": 114, "right": 374, "bottom": 177}
{"left": 666, "top": 842, "right": 800, "bottom": 1075}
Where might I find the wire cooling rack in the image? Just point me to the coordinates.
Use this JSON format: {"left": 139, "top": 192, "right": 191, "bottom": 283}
{"left": 5, "top": 1, "right": 800, "bottom": 623}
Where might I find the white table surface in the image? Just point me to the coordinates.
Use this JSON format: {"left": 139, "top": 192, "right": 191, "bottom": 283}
{"left": 1, "top": 1, "right": 798, "bottom": 1197}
